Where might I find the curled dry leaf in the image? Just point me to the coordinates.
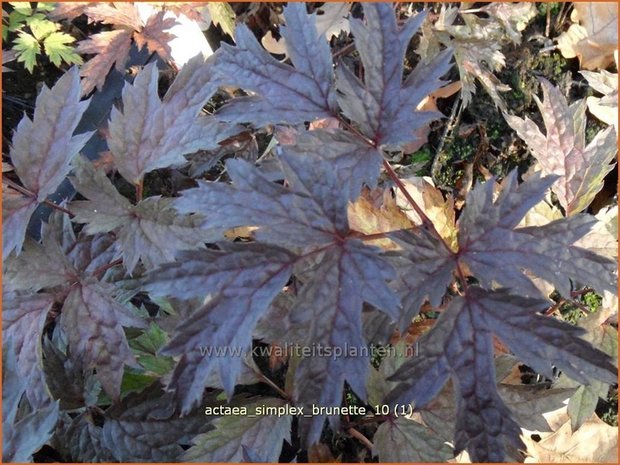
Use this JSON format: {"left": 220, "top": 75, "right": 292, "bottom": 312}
{"left": 581, "top": 66, "right": 618, "bottom": 134}
{"left": 524, "top": 415, "right": 618, "bottom": 463}
{"left": 418, "top": 4, "right": 536, "bottom": 110}
{"left": 504, "top": 79, "right": 617, "bottom": 215}
{"left": 262, "top": 3, "right": 351, "bottom": 58}
{"left": 404, "top": 80, "right": 462, "bottom": 153}
{"left": 557, "top": 3, "right": 618, "bottom": 71}
{"left": 395, "top": 176, "right": 457, "bottom": 250}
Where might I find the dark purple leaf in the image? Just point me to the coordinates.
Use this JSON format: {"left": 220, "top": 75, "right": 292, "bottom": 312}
{"left": 71, "top": 156, "right": 211, "bottom": 274}
{"left": 387, "top": 287, "right": 617, "bottom": 461}
{"left": 458, "top": 170, "right": 617, "bottom": 297}
{"left": 59, "top": 278, "right": 146, "bottom": 399}
{"left": 5, "top": 67, "right": 92, "bottom": 257}
{"left": 336, "top": 4, "right": 452, "bottom": 147}
{"left": 147, "top": 243, "right": 295, "bottom": 411}
{"left": 213, "top": 3, "right": 335, "bottom": 125}
{"left": 294, "top": 239, "right": 399, "bottom": 445}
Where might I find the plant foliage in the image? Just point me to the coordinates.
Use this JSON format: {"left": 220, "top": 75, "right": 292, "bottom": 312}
{"left": 2, "top": 2, "right": 618, "bottom": 463}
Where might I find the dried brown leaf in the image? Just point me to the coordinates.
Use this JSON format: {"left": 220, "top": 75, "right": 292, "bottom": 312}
{"left": 557, "top": 3, "right": 618, "bottom": 70}
{"left": 348, "top": 187, "right": 414, "bottom": 250}
{"left": 76, "top": 29, "right": 133, "bottom": 94}
{"left": 133, "top": 11, "right": 176, "bottom": 61}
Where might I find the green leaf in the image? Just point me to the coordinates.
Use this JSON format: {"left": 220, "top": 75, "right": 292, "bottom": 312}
{"left": 43, "top": 31, "right": 82, "bottom": 66}
{"left": 13, "top": 32, "right": 39, "bottom": 72}
{"left": 9, "top": 2, "right": 32, "bottom": 16}
{"left": 7, "top": 11, "right": 29, "bottom": 32}
{"left": 27, "top": 16, "right": 57, "bottom": 40}
{"left": 120, "top": 371, "right": 160, "bottom": 398}
{"left": 207, "top": 2, "right": 236, "bottom": 37}
{"left": 36, "top": 2, "right": 56, "bottom": 12}
{"left": 373, "top": 417, "right": 454, "bottom": 462}
{"left": 184, "top": 397, "right": 292, "bottom": 462}
{"left": 129, "top": 323, "right": 175, "bottom": 376}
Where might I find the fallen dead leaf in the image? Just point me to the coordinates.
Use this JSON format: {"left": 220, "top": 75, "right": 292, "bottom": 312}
{"left": 557, "top": 3, "right": 618, "bottom": 70}
{"left": 394, "top": 176, "right": 458, "bottom": 250}
{"left": 524, "top": 415, "right": 618, "bottom": 463}
{"left": 403, "top": 81, "right": 462, "bottom": 153}
{"left": 581, "top": 65, "right": 618, "bottom": 134}
{"left": 348, "top": 187, "right": 414, "bottom": 250}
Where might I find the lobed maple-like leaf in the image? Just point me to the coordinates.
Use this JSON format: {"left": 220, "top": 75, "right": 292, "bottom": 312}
{"left": 390, "top": 171, "right": 615, "bottom": 329}
{"left": 146, "top": 243, "right": 295, "bottom": 411}
{"left": 391, "top": 171, "right": 616, "bottom": 316}
{"left": 184, "top": 397, "right": 292, "bottom": 462}
{"left": 336, "top": 3, "right": 452, "bottom": 147}
{"left": 213, "top": 2, "right": 336, "bottom": 125}
{"left": 2, "top": 293, "right": 55, "bottom": 408}
{"left": 106, "top": 60, "right": 237, "bottom": 184}
{"left": 279, "top": 129, "right": 384, "bottom": 201}
{"left": 293, "top": 239, "right": 400, "bottom": 444}
{"left": 457, "top": 170, "right": 617, "bottom": 297}
{"left": 101, "top": 383, "right": 211, "bottom": 461}
{"left": 132, "top": 11, "right": 176, "bottom": 61}
{"left": 504, "top": 79, "right": 617, "bottom": 215}
{"left": 387, "top": 287, "right": 617, "bottom": 462}
{"left": 75, "top": 29, "right": 133, "bottom": 94}
{"left": 2, "top": 341, "right": 60, "bottom": 463}
{"left": 4, "top": 215, "right": 146, "bottom": 400}
{"left": 156, "top": 151, "right": 400, "bottom": 431}
{"left": 4, "top": 66, "right": 92, "bottom": 257}
{"left": 175, "top": 153, "right": 354, "bottom": 249}
{"left": 60, "top": 278, "right": 146, "bottom": 399}
{"left": 71, "top": 155, "right": 211, "bottom": 273}
{"left": 66, "top": 2, "right": 178, "bottom": 94}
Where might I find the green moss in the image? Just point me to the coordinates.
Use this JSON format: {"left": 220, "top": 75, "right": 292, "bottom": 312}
{"left": 585, "top": 119, "right": 608, "bottom": 144}
{"left": 537, "top": 3, "right": 561, "bottom": 17}
{"left": 408, "top": 146, "right": 433, "bottom": 168}
{"left": 559, "top": 301, "right": 586, "bottom": 325}
{"left": 531, "top": 51, "right": 570, "bottom": 85}
{"left": 599, "top": 387, "right": 618, "bottom": 427}
{"left": 582, "top": 291, "right": 603, "bottom": 312}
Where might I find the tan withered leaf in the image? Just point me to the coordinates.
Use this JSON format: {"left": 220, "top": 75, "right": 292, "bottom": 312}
{"left": 69, "top": 3, "right": 178, "bottom": 94}
{"left": 48, "top": 2, "right": 92, "bottom": 22}
{"left": 348, "top": 187, "right": 414, "bottom": 250}
{"left": 581, "top": 67, "right": 618, "bottom": 134}
{"left": 133, "top": 11, "right": 175, "bottom": 61}
{"left": 504, "top": 79, "right": 617, "bottom": 215}
{"left": 394, "top": 176, "right": 457, "bottom": 250}
{"left": 557, "top": 3, "right": 618, "bottom": 71}
{"left": 418, "top": 4, "right": 535, "bottom": 110}
{"left": 524, "top": 415, "right": 618, "bottom": 463}
{"left": 76, "top": 29, "right": 133, "bottom": 94}
{"left": 405, "top": 80, "right": 462, "bottom": 153}
{"left": 478, "top": 2, "right": 537, "bottom": 45}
